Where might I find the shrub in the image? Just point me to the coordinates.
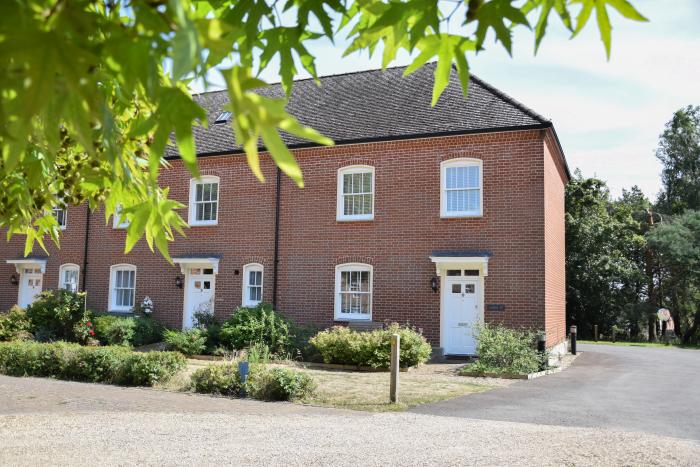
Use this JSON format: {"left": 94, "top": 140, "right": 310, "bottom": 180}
{"left": 93, "top": 315, "right": 163, "bottom": 347}
{"left": 25, "top": 290, "right": 89, "bottom": 342}
{"left": 0, "top": 341, "right": 185, "bottom": 386}
{"left": 115, "top": 351, "right": 187, "bottom": 386}
{"left": 164, "top": 328, "right": 207, "bottom": 355}
{"left": 0, "top": 306, "right": 33, "bottom": 342}
{"left": 310, "top": 324, "right": 432, "bottom": 368}
{"left": 219, "top": 304, "right": 290, "bottom": 354}
{"left": 191, "top": 362, "right": 314, "bottom": 401}
{"left": 132, "top": 316, "right": 164, "bottom": 346}
{"left": 247, "top": 366, "right": 316, "bottom": 401}
{"left": 193, "top": 311, "right": 222, "bottom": 353}
{"left": 190, "top": 363, "right": 241, "bottom": 396}
{"left": 464, "top": 323, "right": 545, "bottom": 375}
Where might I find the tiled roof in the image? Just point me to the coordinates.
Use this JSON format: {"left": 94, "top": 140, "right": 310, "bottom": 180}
{"left": 167, "top": 63, "right": 553, "bottom": 157}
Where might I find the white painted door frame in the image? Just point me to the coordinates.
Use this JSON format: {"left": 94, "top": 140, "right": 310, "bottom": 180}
{"left": 442, "top": 275, "right": 480, "bottom": 355}
{"left": 6, "top": 259, "right": 47, "bottom": 309}
{"left": 182, "top": 269, "right": 216, "bottom": 329}
{"left": 429, "top": 256, "right": 489, "bottom": 355}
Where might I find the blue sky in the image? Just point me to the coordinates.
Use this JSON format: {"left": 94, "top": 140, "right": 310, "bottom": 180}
{"left": 198, "top": 1, "right": 700, "bottom": 200}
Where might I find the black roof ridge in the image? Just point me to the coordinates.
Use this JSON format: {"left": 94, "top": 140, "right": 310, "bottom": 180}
{"left": 467, "top": 73, "right": 549, "bottom": 124}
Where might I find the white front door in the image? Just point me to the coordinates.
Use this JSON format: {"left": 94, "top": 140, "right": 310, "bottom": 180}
{"left": 19, "top": 268, "right": 43, "bottom": 308}
{"left": 444, "top": 278, "right": 479, "bottom": 355}
{"left": 183, "top": 269, "right": 215, "bottom": 328}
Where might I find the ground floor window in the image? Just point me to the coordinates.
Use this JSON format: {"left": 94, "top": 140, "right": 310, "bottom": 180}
{"left": 334, "top": 263, "right": 372, "bottom": 320}
{"left": 59, "top": 264, "right": 80, "bottom": 292}
{"left": 242, "top": 263, "right": 263, "bottom": 307}
{"left": 110, "top": 265, "right": 136, "bottom": 311}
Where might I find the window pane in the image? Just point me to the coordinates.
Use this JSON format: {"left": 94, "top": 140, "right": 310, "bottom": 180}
{"left": 196, "top": 184, "right": 203, "bottom": 202}
{"left": 452, "top": 283, "right": 461, "bottom": 293}
{"left": 210, "top": 183, "right": 218, "bottom": 201}
{"left": 467, "top": 166, "right": 479, "bottom": 188}
{"left": 446, "top": 270, "right": 461, "bottom": 276}
{"left": 464, "top": 284, "right": 475, "bottom": 294}
{"left": 203, "top": 268, "right": 214, "bottom": 275}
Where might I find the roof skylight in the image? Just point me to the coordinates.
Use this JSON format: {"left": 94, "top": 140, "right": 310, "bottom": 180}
{"left": 214, "top": 111, "right": 232, "bottom": 124}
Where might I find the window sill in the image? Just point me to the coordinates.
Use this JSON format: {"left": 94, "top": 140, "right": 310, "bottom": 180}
{"left": 336, "top": 216, "right": 374, "bottom": 222}
{"left": 189, "top": 222, "right": 219, "bottom": 227}
{"left": 107, "top": 309, "right": 134, "bottom": 316}
{"left": 440, "top": 213, "right": 483, "bottom": 219}
{"left": 334, "top": 316, "right": 372, "bottom": 322}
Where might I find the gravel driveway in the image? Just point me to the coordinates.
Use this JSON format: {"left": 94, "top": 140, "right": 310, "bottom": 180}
{"left": 1, "top": 373, "right": 699, "bottom": 466}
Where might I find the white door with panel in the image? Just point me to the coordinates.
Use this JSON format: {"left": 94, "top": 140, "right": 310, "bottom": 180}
{"left": 19, "top": 268, "right": 44, "bottom": 308}
{"left": 183, "top": 268, "right": 215, "bottom": 328}
{"left": 444, "top": 277, "right": 479, "bottom": 355}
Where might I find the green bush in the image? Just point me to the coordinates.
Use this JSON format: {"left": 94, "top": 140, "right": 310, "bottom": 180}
{"left": 191, "top": 362, "right": 314, "bottom": 401}
{"left": 0, "top": 341, "right": 185, "bottom": 386}
{"left": 310, "top": 324, "right": 432, "bottom": 368}
{"left": 0, "top": 306, "right": 33, "bottom": 342}
{"left": 25, "top": 290, "right": 89, "bottom": 342}
{"left": 219, "top": 304, "right": 290, "bottom": 354}
{"left": 464, "top": 323, "right": 545, "bottom": 375}
{"left": 193, "top": 311, "right": 222, "bottom": 353}
{"left": 190, "top": 362, "right": 241, "bottom": 396}
{"left": 93, "top": 315, "right": 163, "bottom": 347}
{"left": 132, "top": 316, "right": 163, "bottom": 346}
{"left": 164, "top": 328, "right": 207, "bottom": 355}
{"left": 247, "top": 366, "right": 316, "bottom": 401}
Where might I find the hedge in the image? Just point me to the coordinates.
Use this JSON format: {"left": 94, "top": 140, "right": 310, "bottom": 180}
{"left": 190, "top": 363, "right": 315, "bottom": 401}
{"left": 309, "top": 324, "right": 432, "bottom": 368}
{"left": 0, "top": 341, "right": 185, "bottom": 386}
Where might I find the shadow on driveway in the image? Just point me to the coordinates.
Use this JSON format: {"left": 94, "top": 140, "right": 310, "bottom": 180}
{"left": 410, "top": 344, "right": 700, "bottom": 440}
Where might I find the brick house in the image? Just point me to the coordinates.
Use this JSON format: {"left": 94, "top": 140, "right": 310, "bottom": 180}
{"left": 0, "top": 65, "right": 569, "bottom": 355}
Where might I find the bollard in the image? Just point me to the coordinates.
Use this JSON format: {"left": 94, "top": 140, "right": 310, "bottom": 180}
{"left": 238, "top": 361, "right": 249, "bottom": 398}
{"left": 594, "top": 324, "right": 599, "bottom": 342}
{"left": 570, "top": 325, "right": 577, "bottom": 355}
{"left": 537, "top": 333, "right": 547, "bottom": 371}
{"left": 390, "top": 334, "right": 400, "bottom": 403}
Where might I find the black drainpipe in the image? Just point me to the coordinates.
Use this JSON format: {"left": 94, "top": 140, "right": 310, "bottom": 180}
{"left": 81, "top": 204, "right": 90, "bottom": 292}
{"left": 272, "top": 167, "right": 281, "bottom": 309}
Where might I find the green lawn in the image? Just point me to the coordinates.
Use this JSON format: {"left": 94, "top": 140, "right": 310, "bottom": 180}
{"left": 579, "top": 340, "right": 700, "bottom": 350}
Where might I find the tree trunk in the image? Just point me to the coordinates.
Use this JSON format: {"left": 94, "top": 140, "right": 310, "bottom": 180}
{"left": 681, "top": 307, "right": 700, "bottom": 345}
{"left": 648, "top": 316, "right": 657, "bottom": 342}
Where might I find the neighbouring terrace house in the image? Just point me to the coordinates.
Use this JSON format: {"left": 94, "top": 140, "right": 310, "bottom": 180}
{"left": 0, "top": 64, "right": 569, "bottom": 356}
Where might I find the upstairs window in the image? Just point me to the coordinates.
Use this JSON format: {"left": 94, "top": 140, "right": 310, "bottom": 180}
{"left": 189, "top": 176, "right": 219, "bottom": 226}
{"left": 334, "top": 263, "right": 373, "bottom": 320}
{"left": 113, "top": 205, "right": 130, "bottom": 229}
{"left": 53, "top": 207, "right": 67, "bottom": 230}
{"left": 59, "top": 264, "right": 80, "bottom": 292}
{"left": 242, "top": 263, "right": 263, "bottom": 307}
{"left": 109, "top": 265, "right": 136, "bottom": 311}
{"left": 214, "top": 111, "right": 232, "bottom": 124}
{"left": 440, "top": 159, "right": 482, "bottom": 217}
{"left": 337, "top": 166, "right": 374, "bottom": 221}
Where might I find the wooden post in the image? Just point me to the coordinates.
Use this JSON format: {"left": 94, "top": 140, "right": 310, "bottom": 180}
{"left": 390, "top": 334, "right": 400, "bottom": 403}
{"left": 594, "top": 324, "right": 599, "bottom": 341}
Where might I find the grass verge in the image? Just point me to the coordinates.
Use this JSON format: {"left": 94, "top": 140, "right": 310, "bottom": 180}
{"left": 160, "top": 360, "right": 496, "bottom": 412}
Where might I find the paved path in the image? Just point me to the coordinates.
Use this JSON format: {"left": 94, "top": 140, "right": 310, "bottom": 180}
{"left": 412, "top": 344, "right": 700, "bottom": 440}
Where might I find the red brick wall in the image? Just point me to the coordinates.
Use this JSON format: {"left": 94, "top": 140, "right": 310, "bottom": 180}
{"left": 0, "top": 129, "right": 567, "bottom": 348}
{"left": 0, "top": 206, "right": 88, "bottom": 310}
{"left": 543, "top": 130, "right": 568, "bottom": 346}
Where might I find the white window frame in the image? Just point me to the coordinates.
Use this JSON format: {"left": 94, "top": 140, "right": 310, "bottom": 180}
{"left": 336, "top": 166, "right": 375, "bottom": 221}
{"left": 242, "top": 263, "right": 264, "bottom": 307}
{"left": 188, "top": 175, "right": 220, "bottom": 226}
{"left": 112, "top": 205, "right": 130, "bottom": 229}
{"left": 440, "top": 158, "right": 483, "bottom": 218}
{"left": 58, "top": 263, "right": 80, "bottom": 292}
{"left": 108, "top": 264, "right": 137, "bottom": 312}
{"left": 53, "top": 207, "right": 67, "bottom": 230}
{"left": 334, "top": 263, "right": 373, "bottom": 321}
